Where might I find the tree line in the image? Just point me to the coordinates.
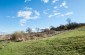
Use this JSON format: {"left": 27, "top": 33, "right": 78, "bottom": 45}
{"left": 1, "top": 18, "right": 85, "bottom": 42}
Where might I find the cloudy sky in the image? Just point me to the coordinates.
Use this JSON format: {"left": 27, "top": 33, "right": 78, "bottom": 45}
{"left": 0, "top": 0, "right": 85, "bottom": 33}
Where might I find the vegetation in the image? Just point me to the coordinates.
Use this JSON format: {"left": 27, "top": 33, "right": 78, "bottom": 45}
{"left": 1, "top": 22, "right": 85, "bottom": 42}
{"left": 0, "top": 26, "right": 85, "bottom": 55}
{"left": 10, "top": 32, "right": 27, "bottom": 42}
{"left": 50, "top": 22, "right": 85, "bottom": 31}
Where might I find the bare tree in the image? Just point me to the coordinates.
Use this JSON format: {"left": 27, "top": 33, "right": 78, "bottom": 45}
{"left": 66, "top": 18, "right": 71, "bottom": 24}
{"left": 26, "top": 27, "right": 32, "bottom": 33}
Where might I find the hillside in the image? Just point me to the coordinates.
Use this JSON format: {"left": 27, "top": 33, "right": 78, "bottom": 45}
{"left": 0, "top": 26, "right": 85, "bottom": 55}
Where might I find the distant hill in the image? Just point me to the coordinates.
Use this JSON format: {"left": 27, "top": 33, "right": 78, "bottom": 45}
{"left": 0, "top": 26, "right": 85, "bottom": 55}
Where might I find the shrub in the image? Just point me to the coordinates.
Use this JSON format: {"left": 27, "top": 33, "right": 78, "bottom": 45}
{"left": 10, "top": 31, "right": 26, "bottom": 42}
{"left": 50, "top": 22, "right": 85, "bottom": 31}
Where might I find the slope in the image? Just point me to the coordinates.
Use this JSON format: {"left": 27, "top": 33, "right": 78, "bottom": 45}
{"left": 0, "top": 26, "right": 85, "bottom": 55}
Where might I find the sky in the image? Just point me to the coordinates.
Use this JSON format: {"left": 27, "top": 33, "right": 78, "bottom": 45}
{"left": 0, "top": 0, "right": 85, "bottom": 33}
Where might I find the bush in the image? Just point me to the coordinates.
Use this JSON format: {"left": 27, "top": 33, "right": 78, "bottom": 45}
{"left": 10, "top": 31, "right": 26, "bottom": 42}
{"left": 50, "top": 22, "right": 85, "bottom": 31}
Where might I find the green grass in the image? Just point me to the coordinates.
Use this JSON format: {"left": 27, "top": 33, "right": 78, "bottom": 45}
{"left": 0, "top": 27, "right": 85, "bottom": 55}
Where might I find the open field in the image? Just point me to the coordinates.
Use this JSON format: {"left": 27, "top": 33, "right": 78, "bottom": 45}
{"left": 0, "top": 27, "right": 85, "bottom": 55}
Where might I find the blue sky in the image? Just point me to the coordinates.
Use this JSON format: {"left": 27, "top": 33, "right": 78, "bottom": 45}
{"left": 0, "top": 0, "right": 85, "bottom": 33}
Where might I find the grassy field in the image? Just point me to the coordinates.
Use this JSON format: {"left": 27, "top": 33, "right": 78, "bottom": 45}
{"left": 0, "top": 27, "right": 85, "bottom": 55}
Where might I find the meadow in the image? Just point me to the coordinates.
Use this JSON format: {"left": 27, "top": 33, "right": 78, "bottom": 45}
{"left": 0, "top": 26, "right": 85, "bottom": 55}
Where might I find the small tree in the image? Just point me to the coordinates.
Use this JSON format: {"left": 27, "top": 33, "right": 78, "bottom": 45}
{"left": 66, "top": 18, "right": 71, "bottom": 24}
{"left": 26, "top": 27, "right": 32, "bottom": 33}
{"left": 50, "top": 26, "right": 56, "bottom": 31}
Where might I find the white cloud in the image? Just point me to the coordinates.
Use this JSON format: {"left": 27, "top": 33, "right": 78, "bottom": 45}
{"left": 61, "top": 14, "right": 65, "bottom": 16}
{"left": 34, "top": 10, "right": 40, "bottom": 16}
{"left": 54, "top": 6, "right": 57, "bottom": 9}
{"left": 24, "top": 0, "right": 31, "bottom": 2}
{"left": 54, "top": 12, "right": 60, "bottom": 15}
{"left": 17, "top": 10, "right": 40, "bottom": 26}
{"left": 48, "top": 11, "right": 73, "bottom": 18}
{"left": 65, "top": 12, "right": 73, "bottom": 16}
{"left": 48, "top": 10, "right": 61, "bottom": 18}
{"left": 52, "top": 0, "right": 59, "bottom": 3}
{"left": 24, "top": 7, "right": 33, "bottom": 10}
{"left": 60, "top": 1, "right": 68, "bottom": 8}
{"left": 18, "top": 10, "right": 32, "bottom": 19}
{"left": 20, "top": 19, "right": 27, "bottom": 26}
{"left": 53, "top": 10, "right": 61, "bottom": 15}
{"left": 18, "top": 10, "right": 30, "bottom": 26}
{"left": 41, "top": 0, "right": 49, "bottom": 3}
{"left": 60, "top": 12, "right": 73, "bottom": 17}
{"left": 48, "top": 15, "right": 53, "bottom": 18}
